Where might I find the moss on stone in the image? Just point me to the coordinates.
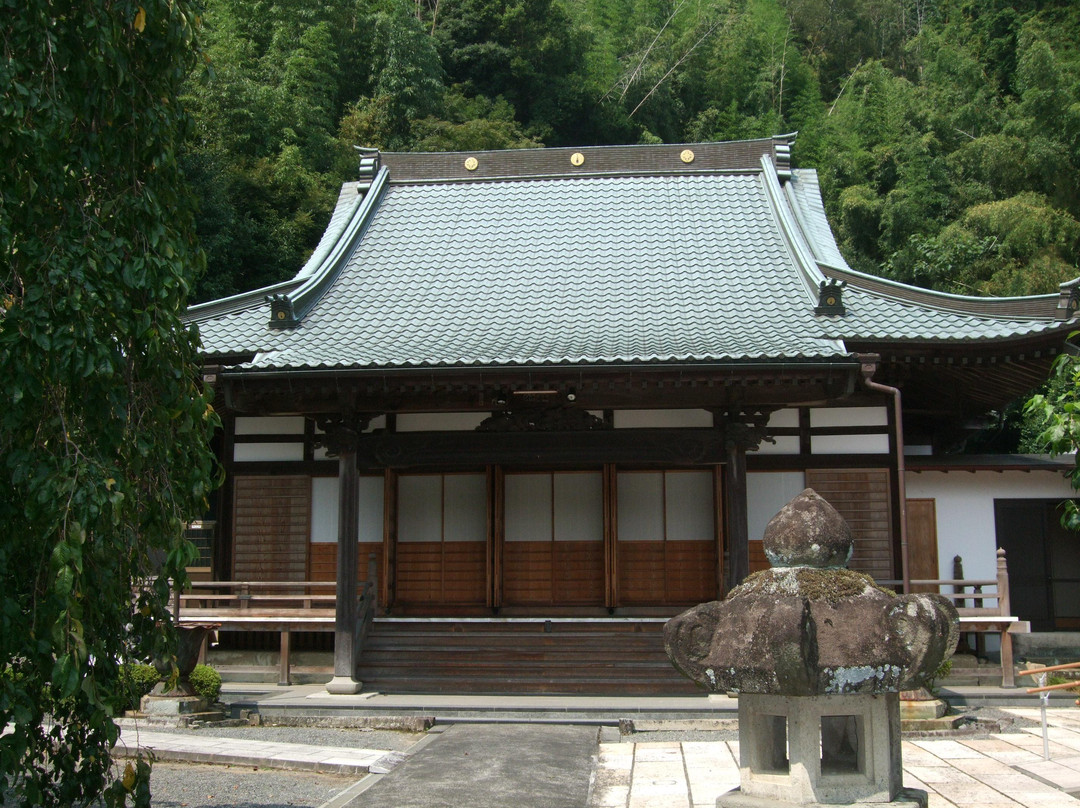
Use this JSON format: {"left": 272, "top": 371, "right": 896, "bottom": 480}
{"left": 730, "top": 567, "right": 896, "bottom": 603}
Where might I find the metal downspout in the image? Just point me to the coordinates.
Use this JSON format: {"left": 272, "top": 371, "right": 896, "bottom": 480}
{"left": 860, "top": 358, "right": 910, "bottom": 593}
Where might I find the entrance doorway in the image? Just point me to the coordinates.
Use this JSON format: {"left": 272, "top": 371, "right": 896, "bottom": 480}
{"left": 995, "top": 499, "right": 1080, "bottom": 630}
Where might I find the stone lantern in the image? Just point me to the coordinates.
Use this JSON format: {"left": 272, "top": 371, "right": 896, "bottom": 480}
{"left": 665, "top": 489, "right": 958, "bottom": 808}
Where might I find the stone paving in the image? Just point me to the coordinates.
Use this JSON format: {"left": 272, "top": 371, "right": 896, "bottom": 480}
{"left": 590, "top": 709, "right": 1080, "bottom": 808}
{"left": 106, "top": 702, "right": 1080, "bottom": 807}
{"left": 112, "top": 726, "right": 390, "bottom": 776}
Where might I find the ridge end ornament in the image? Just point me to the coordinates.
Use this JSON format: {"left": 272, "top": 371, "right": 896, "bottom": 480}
{"left": 815, "top": 279, "right": 847, "bottom": 316}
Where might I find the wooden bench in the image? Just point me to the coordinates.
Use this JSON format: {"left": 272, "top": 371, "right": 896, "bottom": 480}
{"left": 174, "top": 578, "right": 375, "bottom": 686}
{"left": 889, "top": 548, "right": 1028, "bottom": 688}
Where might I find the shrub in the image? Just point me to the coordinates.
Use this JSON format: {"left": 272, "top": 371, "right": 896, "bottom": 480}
{"left": 926, "top": 658, "right": 952, "bottom": 693}
{"left": 119, "top": 663, "right": 161, "bottom": 711}
{"left": 189, "top": 664, "right": 222, "bottom": 703}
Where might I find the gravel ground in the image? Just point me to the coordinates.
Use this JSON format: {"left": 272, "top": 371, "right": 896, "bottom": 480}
{"left": 2, "top": 765, "right": 359, "bottom": 808}
{"left": 141, "top": 762, "right": 357, "bottom": 808}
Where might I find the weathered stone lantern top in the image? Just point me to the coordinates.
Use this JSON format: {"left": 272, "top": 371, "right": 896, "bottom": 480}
{"left": 665, "top": 489, "right": 958, "bottom": 697}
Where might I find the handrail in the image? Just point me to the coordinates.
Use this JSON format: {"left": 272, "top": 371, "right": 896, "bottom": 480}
{"left": 879, "top": 550, "right": 1021, "bottom": 688}
{"left": 184, "top": 580, "right": 337, "bottom": 589}
{"left": 1021, "top": 660, "right": 1080, "bottom": 694}
{"left": 354, "top": 553, "right": 379, "bottom": 666}
{"left": 1020, "top": 660, "right": 1080, "bottom": 760}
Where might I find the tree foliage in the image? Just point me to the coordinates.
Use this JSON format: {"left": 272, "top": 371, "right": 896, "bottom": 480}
{"left": 184, "top": 0, "right": 1080, "bottom": 305}
{"left": 0, "top": 1, "right": 218, "bottom": 804}
{"left": 1027, "top": 351, "right": 1080, "bottom": 529}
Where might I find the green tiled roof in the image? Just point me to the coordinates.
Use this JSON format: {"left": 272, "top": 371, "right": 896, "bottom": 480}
{"left": 188, "top": 139, "right": 1076, "bottom": 372}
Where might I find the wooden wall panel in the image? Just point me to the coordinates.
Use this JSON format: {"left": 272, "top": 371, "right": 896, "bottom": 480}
{"left": 503, "top": 542, "right": 554, "bottom": 605}
{"left": 309, "top": 543, "right": 384, "bottom": 584}
{"left": 554, "top": 542, "right": 605, "bottom": 605}
{"left": 806, "top": 469, "right": 893, "bottom": 580}
{"left": 749, "top": 540, "right": 769, "bottom": 573}
{"left": 396, "top": 542, "right": 443, "bottom": 603}
{"left": 232, "top": 476, "right": 310, "bottom": 581}
{"left": 618, "top": 542, "right": 665, "bottom": 605}
{"left": 310, "top": 543, "right": 335, "bottom": 581}
{"left": 397, "top": 542, "right": 484, "bottom": 605}
{"left": 665, "top": 541, "right": 719, "bottom": 603}
{"left": 442, "top": 542, "right": 486, "bottom": 604}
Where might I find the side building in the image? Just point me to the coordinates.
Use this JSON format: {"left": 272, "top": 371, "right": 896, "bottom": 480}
{"left": 187, "top": 137, "right": 1079, "bottom": 691}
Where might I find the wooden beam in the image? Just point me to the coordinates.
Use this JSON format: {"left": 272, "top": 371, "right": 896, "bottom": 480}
{"left": 356, "top": 428, "right": 730, "bottom": 468}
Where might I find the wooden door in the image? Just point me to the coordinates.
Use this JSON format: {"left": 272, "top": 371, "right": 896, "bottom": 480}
{"left": 994, "top": 499, "right": 1080, "bottom": 631}
{"left": 502, "top": 471, "right": 605, "bottom": 606}
{"left": 615, "top": 470, "right": 718, "bottom": 606}
{"left": 394, "top": 473, "right": 487, "bottom": 608}
{"left": 906, "top": 499, "right": 939, "bottom": 593}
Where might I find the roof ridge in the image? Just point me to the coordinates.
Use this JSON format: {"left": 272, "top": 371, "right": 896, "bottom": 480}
{"left": 380, "top": 137, "right": 795, "bottom": 184}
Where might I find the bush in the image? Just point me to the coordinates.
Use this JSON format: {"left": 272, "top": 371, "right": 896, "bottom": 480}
{"left": 119, "top": 663, "right": 161, "bottom": 711}
{"left": 926, "top": 657, "right": 952, "bottom": 693}
{"left": 189, "top": 664, "right": 222, "bottom": 703}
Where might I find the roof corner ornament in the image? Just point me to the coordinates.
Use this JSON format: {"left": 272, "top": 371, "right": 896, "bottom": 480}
{"left": 354, "top": 146, "right": 381, "bottom": 180}
{"left": 815, "top": 279, "right": 846, "bottom": 316}
{"left": 267, "top": 293, "right": 298, "bottom": 329}
{"left": 1057, "top": 277, "right": 1080, "bottom": 320}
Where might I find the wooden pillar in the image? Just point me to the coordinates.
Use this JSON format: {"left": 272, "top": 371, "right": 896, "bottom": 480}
{"left": 717, "top": 409, "right": 772, "bottom": 591}
{"left": 323, "top": 417, "right": 364, "bottom": 694}
{"left": 725, "top": 441, "right": 749, "bottom": 591}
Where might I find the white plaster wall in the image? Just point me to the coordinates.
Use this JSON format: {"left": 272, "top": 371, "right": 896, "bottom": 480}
{"left": 396, "top": 412, "right": 487, "bottom": 431}
{"left": 235, "top": 416, "right": 306, "bottom": 435}
{"left": 767, "top": 409, "right": 800, "bottom": 428}
{"left": 811, "top": 434, "right": 889, "bottom": 454}
{"left": 756, "top": 436, "right": 801, "bottom": 455}
{"left": 810, "top": 406, "right": 888, "bottom": 427}
{"left": 904, "top": 469, "right": 1075, "bottom": 580}
{"left": 233, "top": 442, "right": 304, "bottom": 462}
{"left": 613, "top": 409, "right": 713, "bottom": 428}
{"left": 747, "top": 471, "right": 806, "bottom": 543}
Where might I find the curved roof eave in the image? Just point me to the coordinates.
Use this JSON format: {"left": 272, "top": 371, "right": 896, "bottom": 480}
{"left": 823, "top": 262, "right": 1079, "bottom": 322}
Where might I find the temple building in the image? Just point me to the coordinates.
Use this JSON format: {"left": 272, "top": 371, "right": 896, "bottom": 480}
{"left": 187, "top": 136, "right": 1079, "bottom": 692}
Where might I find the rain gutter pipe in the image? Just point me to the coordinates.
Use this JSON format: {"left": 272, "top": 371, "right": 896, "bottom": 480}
{"left": 859, "top": 356, "right": 910, "bottom": 593}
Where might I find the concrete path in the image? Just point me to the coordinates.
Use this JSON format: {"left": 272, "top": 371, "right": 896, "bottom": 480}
{"left": 345, "top": 723, "right": 597, "bottom": 808}
{"left": 590, "top": 707, "right": 1080, "bottom": 808}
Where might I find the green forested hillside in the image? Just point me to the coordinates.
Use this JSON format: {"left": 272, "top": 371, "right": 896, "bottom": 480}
{"left": 184, "top": 0, "right": 1080, "bottom": 303}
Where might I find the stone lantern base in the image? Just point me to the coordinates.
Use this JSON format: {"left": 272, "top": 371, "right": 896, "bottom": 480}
{"left": 718, "top": 692, "right": 927, "bottom": 808}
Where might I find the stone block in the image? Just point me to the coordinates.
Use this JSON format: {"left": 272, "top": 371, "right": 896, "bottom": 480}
{"left": 140, "top": 694, "right": 209, "bottom": 716}
{"left": 734, "top": 692, "right": 903, "bottom": 805}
